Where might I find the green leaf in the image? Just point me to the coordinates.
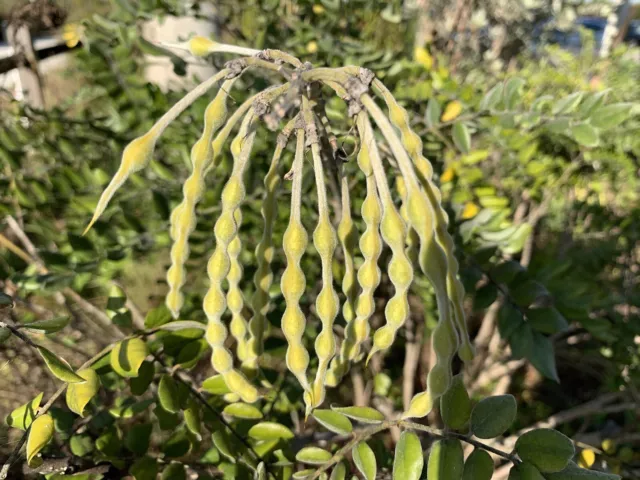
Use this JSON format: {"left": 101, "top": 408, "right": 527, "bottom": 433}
{"left": 508, "top": 462, "right": 545, "bottom": 480}
{"left": 212, "top": 430, "right": 237, "bottom": 463}
{"left": 296, "top": 446, "right": 332, "bottom": 465}
{"left": 503, "top": 77, "right": 525, "bottom": 109}
{"left": 293, "top": 469, "right": 314, "bottom": 479}
{"left": 426, "top": 99, "right": 441, "bottom": 128}
{"left": 26, "top": 413, "right": 54, "bottom": 467}
{"left": 515, "top": 428, "right": 575, "bottom": 473}
{"left": 6, "top": 392, "right": 43, "bottom": 430}
{"left": 157, "top": 320, "right": 207, "bottom": 332}
{"left": 545, "top": 462, "right": 620, "bottom": 479}
{"left": 440, "top": 374, "right": 471, "bottom": 430}
{"left": 470, "top": 394, "right": 517, "bottom": 439}
{"left": 427, "top": 439, "right": 464, "bottom": 480}
{"left": 66, "top": 368, "right": 100, "bottom": 416}
{"left": 254, "top": 439, "right": 280, "bottom": 458}
{"left": 109, "top": 398, "right": 154, "bottom": 418}
{"left": 223, "top": 402, "right": 263, "bottom": 420}
{"left": 110, "top": 337, "right": 148, "bottom": 378}
{"left": 162, "top": 462, "right": 186, "bottom": 480}
{"left": 330, "top": 462, "right": 348, "bottom": 480}
{"left": 202, "top": 374, "right": 231, "bottom": 395}
{"left": 69, "top": 434, "right": 94, "bottom": 457}
{"left": 248, "top": 422, "right": 294, "bottom": 441}
{"left": 23, "top": 316, "right": 70, "bottom": 333}
{"left": 144, "top": 305, "right": 172, "bottom": 328}
{"left": 255, "top": 462, "right": 267, "bottom": 480}
{"left": 130, "top": 456, "right": 158, "bottom": 480}
{"left": 313, "top": 409, "right": 353, "bottom": 434}
{"left": 479, "top": 83, "right": 503, "bottom": 111}
{"left": 125, "top": 423, "right": 152, "bottom": 455}
{"left": 163, "top": 428, "right": 192, "bottom": 457}
{"left": 545, "top": 118, "right": 570, "bottom": 134}
{"left": 526, "top": 307, "right": 569, "bottom": 334}
{"left": 569, "top": 123, "right": 599, "bottom": 147}
{"left": 552, "top": 92, "right": 583, "bottom": 115}
{"left": 353, "top": 441, "right": 376, "bottom": 480}
{"left": 0, "top": 327, "right": 10, "bottom": 344}
{"left": 393, "top": 431, "right": 424, "bottom": 480}
{"left": 462, "top": 449, "right": 493, "bottom": 480}
{"left": 510, "top": 280, "right": 550, "bottom": 307}
{"left": 158, "top": 374, "right": 180, "bottom": 413}
{"left": 330, "top": 405, "right": 385, "bottom": 424}
{"left": 528, "top": 332, "right": 559, "bottom": 382}
{"left": 491, "top": 261, "right": 525, "bottom": 285}
{"left": 590, "top": 103, "right": 633, "bottom": 130}
{"left": 38, "top": 347, "right": 85, "bottom": 383}
{"left": 184, "top": 398, "right": 202, "bottom": 438}
{"left": 452, "top": 123, "right": 471, "bottom": 153}
{"left": 130, "top": 360, "right": 155, "bottom": 395}
{"left": 0, "top": 292, "right": 13, "bottom": 307}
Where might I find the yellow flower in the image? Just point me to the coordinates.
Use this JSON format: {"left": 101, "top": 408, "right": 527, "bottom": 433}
{"left": 460, "top": 202, "right": 479, "bottom": 220}
{"left": 440, "top": 167, "right": 455, "bottom": 183}
{"left": 441, "top": 101, "right": 462, "bottom": 122}
{"left": 413, "top": 46, "right": 433, "bottom": 70}
{"left": 577, "top": 449, "right": 596, "bottom": 468}
{"left": 313, "top": 4, "right": 325, "bottom": 14}
{"left": 306, "top": 41, "right": 318, "bottom": 54}
{"left": 62, "top": 23, "right": 84, "bottom": 48}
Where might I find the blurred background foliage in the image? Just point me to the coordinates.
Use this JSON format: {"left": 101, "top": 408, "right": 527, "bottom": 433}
{"left": 0, "top": 0, "right": 639, "bottom": 478}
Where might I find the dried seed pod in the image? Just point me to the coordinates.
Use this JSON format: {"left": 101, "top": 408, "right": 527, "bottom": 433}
{"left": 281, "top": 128, "right": 312, "bottom": 399}
{"left": 84, "top": 69, "right": 231, "bottom": 234}
{"left": 203, "top": 111, "right": 258, "bottom": 404}
{"left": 306, "top": 101, "right": 339, "bottom": 409}
{"left": 243, "top": 115, "right": 299, "bottom": 372}
{"left": 166, "top": 79, "right": 236, "bottom": 318}
{"left": 361, "top": 94, "right": 456, "bottom": 404}
{"left": 373, "top": 81, "right": 474, "bottom": 362}
{"left": 355, "top": 113, "right": 413, "bottom": 364}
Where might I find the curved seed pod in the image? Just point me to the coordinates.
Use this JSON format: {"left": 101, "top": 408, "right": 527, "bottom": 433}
{"left": 281, "top": 128, "right": 312, "bottom": 398}
{"left": 395, "top": 176, "right": 419, "bottom": 265}
{"left": 244, "top": 115, "right": 299, "bottom": 372}
{"left": 373, "top": 80, "right": 473, "bottom": 362}
{"left": 84, "top": 68, "right": 231, "bottom": 234}
{"left": 329, "top": 119, "right": 382, "bottom": 384}
{"left": 324, "top": 163, "right": 357, "bottom": 386}
{"left": 166, "top": 79, "right": 236, "bottom": 318}
{"left": 227, "top": 208, "right": 248, "bottom": 361}
{"left": 305, "top": 101, "right": 340, "bottom": 410}
{"left": 203, "top": 111, "right": 258, "bottom": 404}
{"left": 361, "top": 94, "right": 456, "bottom": 403}
{"left": 355, "top": 113, "right": 413, "bottom": 364}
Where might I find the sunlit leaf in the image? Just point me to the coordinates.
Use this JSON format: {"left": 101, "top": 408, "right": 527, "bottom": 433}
{"left": 66, "top": 368, "right": 100, "bottom": 416}
{"left": 26, "top": 413, "right": 54, "bottom": 467}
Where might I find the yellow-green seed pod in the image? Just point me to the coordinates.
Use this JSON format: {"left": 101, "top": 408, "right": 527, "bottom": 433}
{"left": 395, "top": 176, "right": 419, "bottom": 265}
{"left": 227, "top": 208, "right": 249, "bottom": 361}
{"left": 355, "top": 113, "right": 413, "bottom": 364}
{"left": 243, "top": 116, "right": 298, "bottom": 373}
{"left": 373, "top": 80, "right": 473, "bottom": 362}
{"left": 307, "top": 102, "right": 339, "bottom": 409}
{"left": 281, "top": 129, "right": 312, "bottom": 398}
{"left": 203, "top": 111, "right": 258, "bottom": 404}
{"left": 84, "top": 69, "right": 231, "bottom": 234}
{"left": 166, "top": 79, "right": 236, "bottom": 318}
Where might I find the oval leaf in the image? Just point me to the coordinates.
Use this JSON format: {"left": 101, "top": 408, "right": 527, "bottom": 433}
{"left": 452, "top": 123, "right": 471, "bottom": 153}
{"left": 330, "top": 405, "right": 384, "bottom": 424}
{"left": 353, "top": 441, "right": 376, "bottom": 480}
{"left": 38, "top": 347, "right": 85, "bottom": 383}
{"left": 157, "top": 320, "right": 206, "bottom": 332}
{"left": 330, "top": 462, "right": 348, "bottom": 480}
{"left": 162, "top": 462, "right": 186, "bottom": 480}
{"left": 470, "top": 394, "right": 517, "bottom": 439}
{"left": 158, "top": 374, "right": 180, "bottom": 413}
{"left": 296, "top": 446, "right": 332, "bottom": 465}
{"left": 6, "top": 392, "right": 43, "bottom": 430}
{"left": 569, "top": 123, "right": 599, "bottom": 148}
{"left": 479, "top": 83, "right": 503, "bottom": 111}
{"left": 66, "top": 368, "right": 100, "bottom": 416}
{"left": 212, "top": 430, "right": 236, "bottom": 463}
{"left": 248, "top": 422, "right": 294, "bottom": 441}
{"left": 590, "top": 103, "right": 633, "bottom": 130}
{"left": 440, "top": 374, "right": 471, "bottom": 430}
{"left": 426, "top": 99, "right": 441, "bottom": 128}
{"left": 393, "top": 431, "right": 424, "bottom": 480}
{"left": 313, "top": 409, "right": 353, "bottom": 434}
{"left": 427, "top": 439, "right": 464, "bottom": 480}
{"left": 462, "top": 449, "right": 494, "bottom": 480}
{"left": 515, "top": 428, "right": 575, "bottom": 473}
{"left": 202, "top": 374, "right": 231, "bottom": 395}
{"left": 130, "top": 360, "right": 155, "bottom": 396}
{"left": 545, "top": 462, "right": 621, "bottom": 480}
{"left": 508, "top": 462, "right": 545, "bottom": 480}
{"left": 111, "top": 337, "right": 148, "bottom": 378}
{"left": 23, "top": 316, "right": 70, "bottom": 333}
{"left": 223, "top": 402, "right": 263, "bottom": 420}
{"left": 26, "top": 413, "right": 54, "bottom": 467}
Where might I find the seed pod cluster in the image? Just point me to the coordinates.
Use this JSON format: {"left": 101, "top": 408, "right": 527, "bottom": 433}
{"left": 84, "top": 46, "right": 472, "bottom": 413}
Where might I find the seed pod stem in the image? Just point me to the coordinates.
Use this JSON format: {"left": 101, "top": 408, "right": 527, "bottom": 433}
{"left": 166, "top": 79, "right": 237, "bottom": 318}
{"left": 243, "top": 114, "right": 300, "bottom": 372}
{"left": 84, "top": 68, "right": 231, "bottom": 234}
{"left": 203, "top": 110, "right": 259, "bottom": 404}
{"left": 372, "top": 80, "right": 473, "bottom": 362}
